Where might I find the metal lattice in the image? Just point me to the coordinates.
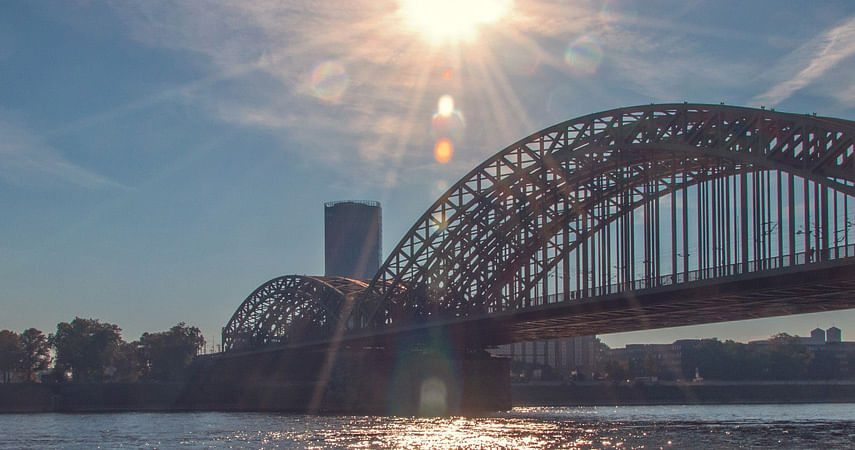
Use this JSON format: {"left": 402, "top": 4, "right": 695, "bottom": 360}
{"left": 222, "top": 275, "right": 367, "bottom": 351}
{"left": 224, "top": 103, "right": 855, "bottom": 350}
{"left": 358, "top": 103, "right": 855, "bottom": 329}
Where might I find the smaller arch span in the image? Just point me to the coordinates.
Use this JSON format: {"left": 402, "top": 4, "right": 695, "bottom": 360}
{"left": 222, "top": 275, "right": 368, "bottom": 351}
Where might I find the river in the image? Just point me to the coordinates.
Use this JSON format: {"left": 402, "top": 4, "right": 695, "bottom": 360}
{"left": 2, "top": 404, "right": 854, "bottom": 448}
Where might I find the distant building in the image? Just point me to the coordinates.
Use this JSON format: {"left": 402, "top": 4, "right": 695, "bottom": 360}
{"left": 614, "top": 327, "right": 855, "bottom": 380}
{"left": 491, "top": 336, "right": 597, "bottom": 379}
{"left": 828, "top": 326, "right": 842, "bottom": 343}
{"left": 608, "top": 342, "right": 689, "bottom": 380}
{"left": 324, "top": 200, "right": 382, "bottom": 280}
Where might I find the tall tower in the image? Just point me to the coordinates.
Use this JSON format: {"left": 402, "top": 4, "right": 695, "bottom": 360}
{"left": 324, "top": 200, "right": 382, "bottom": 280}
{"left": 827, "top": 326, "right": 842, "bottom": 343}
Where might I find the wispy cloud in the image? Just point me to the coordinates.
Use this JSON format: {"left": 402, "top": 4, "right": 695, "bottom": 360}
{"left": 752, "top": 16, "right": 855, "bottom": 106}
{"left": 105, "top": 1, "right": 854, "bottom": 189}
{"left": 0, "top": 116, "right": 125, "bottom": 190}
{"left": 110, "top": 0, "right": 530, "bottom": 186}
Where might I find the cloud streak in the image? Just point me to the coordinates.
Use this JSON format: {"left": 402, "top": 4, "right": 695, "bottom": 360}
{"left": 752, "top": 16, "right": 855, "bottom": 106}
{"left": 0, "top": 117, "right": 125, "bottom": 190}
{"left": 106, "top": 1, "right": 855, "bottom": 190}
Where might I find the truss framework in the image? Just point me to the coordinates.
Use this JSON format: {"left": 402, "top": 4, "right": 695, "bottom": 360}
{"left": 222, "top": 275, "right": 366, "bottom": 351}
{"left": 223, "top": 103, "right": 855, "bottom": 351}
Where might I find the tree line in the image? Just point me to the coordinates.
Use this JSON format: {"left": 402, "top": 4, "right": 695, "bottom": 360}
{"left": 0, "top": 318, "right": 205, "bottom": 383}
{"left": 679, "top": 334, "right": 848, "bottom": 381}
{"left": 603, "top": 333, "right": 855, "bottom": 381}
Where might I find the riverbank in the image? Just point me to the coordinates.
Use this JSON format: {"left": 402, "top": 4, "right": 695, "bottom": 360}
{"left": 511, "top": 381, "right": 855, "bottom": 406}
{"left": 0, "top": 381, "right": 362, "bottom": 413}
{"left": 5, "top": 381, "right": 855, "bottom": 413}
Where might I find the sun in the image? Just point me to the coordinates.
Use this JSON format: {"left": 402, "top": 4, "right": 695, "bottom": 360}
{"left": 398, "top": 0, "right": 513, "bottom": 44}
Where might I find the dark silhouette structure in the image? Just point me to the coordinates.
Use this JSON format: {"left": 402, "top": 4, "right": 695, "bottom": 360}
{"left": 324, "top": 200, "right": 382, "bottom": 279}
{"left": 223, "top": 103, "right": 855, "bottom": 353}
{"left": 216, "top": 102, "right": 855, "bottom": 414}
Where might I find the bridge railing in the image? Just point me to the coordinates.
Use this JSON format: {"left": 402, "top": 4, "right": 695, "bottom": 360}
{"left": 539, "top": 242, "right": 855, "bottom": 305}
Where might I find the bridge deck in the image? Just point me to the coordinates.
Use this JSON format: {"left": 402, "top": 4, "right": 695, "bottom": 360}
{"left": 222, "top": 258, "right": 855, "bottom": 356}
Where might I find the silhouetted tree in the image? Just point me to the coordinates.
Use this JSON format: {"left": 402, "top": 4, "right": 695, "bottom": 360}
{"left": 112, "top": 341, "right": 144, "bottom": 382}
{"left": 764, "top": 333, "right": 812, "bottom": 380}
{"left": 0, "top": 330, "right": 23, "bottom": 383}
{"left": 808, "top": 349, "right": 839, "bottom": 380}
{"left": 680, "top": 333, "right": 820, "bottom": 381}
{"left": 140, "top": 323, "right": 205, "bottom": 381}
{"left": 603, "top": 360, "right": 628, "bottom": 381}
{"left": 692, "top": 339, "right": 728, "bottom": 379}
{"left": 593, "top": 337, "right": 610, "bottom": 374}
{"left": 50, "top": 318, "right": 123, "bottom": 382}
{"left": 19, "top": 328, "right": 51, "bottom": 382}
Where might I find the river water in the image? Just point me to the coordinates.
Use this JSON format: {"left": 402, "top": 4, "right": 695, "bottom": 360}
{"left": 2, "top": 404, "right": 854, "bottom": 448}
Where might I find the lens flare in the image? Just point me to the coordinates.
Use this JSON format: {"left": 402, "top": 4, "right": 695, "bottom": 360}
{"left": 442, "top": 69, "right": 454, "bottom": 80}
{"left": 432, "top": 95, "right": 466, "bottom": 142}
{"left": 432, "top": 179, "right": 450, "bottom": 197}
{"left": 310, "top": 61, "right": 349, "bottom": 102}
{"left": 564, "top": 36, "right": 603, "bottom": 76}
{"left": 419, "top": 377, "right": 448, "bottom": 416}
{"left": 437, "top": 95, "right": 455, "bottom": 117}
{"left": 435, "top": 138, "right": 453, "bottom": 163}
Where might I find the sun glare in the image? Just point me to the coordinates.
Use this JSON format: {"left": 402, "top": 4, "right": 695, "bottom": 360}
{"left": 437, "top": 95, "right": 455, "bottom": 117}
{"left": 399, "top": 0, "right": 513, "bottom": 43}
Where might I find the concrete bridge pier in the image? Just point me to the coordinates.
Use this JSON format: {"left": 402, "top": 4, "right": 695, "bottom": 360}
{"left": 185, "top": 348, "right": 510, "bottom": 415}
{"left": 329, "top": 348, "right": 511, "bottom": 415}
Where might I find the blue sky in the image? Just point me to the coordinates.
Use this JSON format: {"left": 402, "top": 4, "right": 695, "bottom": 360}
{"left": 2, "top": 0, "right": 855, "bottom": 350}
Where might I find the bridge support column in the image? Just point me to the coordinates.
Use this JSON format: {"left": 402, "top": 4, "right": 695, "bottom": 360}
{"left": 184, "top": 348, "right": 510, "bottom": 415}
{"left": 331, "top": 349, "right": 511, "bottom": 415}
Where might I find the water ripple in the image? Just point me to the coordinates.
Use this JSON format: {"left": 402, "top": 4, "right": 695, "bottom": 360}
{"left": 1, "top": 405, "right": 855, "bottom": 449}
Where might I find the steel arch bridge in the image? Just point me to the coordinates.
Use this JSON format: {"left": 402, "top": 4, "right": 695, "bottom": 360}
{"left": 223, "top": 103, "right": 855, "bottom": 352}
{"left": 222, "top": 275, "right": 367, "bottom": 351}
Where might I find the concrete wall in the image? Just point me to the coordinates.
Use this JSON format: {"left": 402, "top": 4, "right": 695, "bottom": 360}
{"left": 512, "top": 382, "right": 855, "bottom": 406}
{"left": 0, "top": 350, "right": 510, "bottom": 415}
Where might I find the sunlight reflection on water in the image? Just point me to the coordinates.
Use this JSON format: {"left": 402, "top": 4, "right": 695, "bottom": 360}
{"left": 3, "top": 405, "right": 855, "bottom": 448}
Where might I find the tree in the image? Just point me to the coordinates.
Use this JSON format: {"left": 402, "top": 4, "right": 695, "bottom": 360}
{"left": 50, "top": 318, "right": 123, "bottom": 382}
{"left": 808, "top": 349, "right": 838, "bottom": 380}
{"left": 19, "top": 328, "right": 51, "bottom": 382}
{"left": 112, "top": 341, "right": 144, "bottom": 382}
{"left": 603, "top": 360, "right": 628, "bottom": 381}
{"left": 680, "top": 333, "right": 819, "bottom": 381}
{"left": 0, "top": 330, "right": 23, "bottom": 383}
{"left": 593, "top": 337, "right": 610, "bottom": 375}
{"left": 688, "top": 339, "right": 731, "bottom": 380}
{"left": 140, "top": 323, "right": 205, "bottom": 381}
{"left": 764, "top": 333, "right": 813, "bottom": 380}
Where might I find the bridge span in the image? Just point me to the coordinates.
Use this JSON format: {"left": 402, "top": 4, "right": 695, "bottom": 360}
{"left": 199, "top": 104, "right": 855, "bottom": 414}
{"left": 222, "top": 251, "right": 855, "bottom": 355}
{"left": 223, "top": 103, "right": 855, "bottom": 352}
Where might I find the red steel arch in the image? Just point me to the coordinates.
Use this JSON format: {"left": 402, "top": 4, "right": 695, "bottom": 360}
{"left": 358, "top": 103, "right": 855, "bottom": 329}
{"left": 222, "top": 275, "right": 367, "bottom": 351}
{"left": 223, "top": 103, "right": 855, "bottom": 350}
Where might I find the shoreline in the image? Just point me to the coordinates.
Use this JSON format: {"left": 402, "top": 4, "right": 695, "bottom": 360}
{"left": 3, "top": 381, "right": 855, "bottom": 413}
{"left": 511, "top": 381, "right": 855, "bottom": 407}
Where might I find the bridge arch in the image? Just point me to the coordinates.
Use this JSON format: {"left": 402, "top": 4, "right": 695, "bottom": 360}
{"left": 359, "top": 103, "right": 855, "bottom": 329}
{"left": 222, "top": 275, "right": 367, "bottom": 351}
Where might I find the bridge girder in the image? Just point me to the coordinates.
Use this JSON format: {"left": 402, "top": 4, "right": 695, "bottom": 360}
{"left": 223, "top": 103, "right": 855, "bottom": 351}
{"left": 222, "top": 275, "right": 366, "bottom": 351}
{"left": 360, "top": 103, "right": 855, "bottom": 330}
